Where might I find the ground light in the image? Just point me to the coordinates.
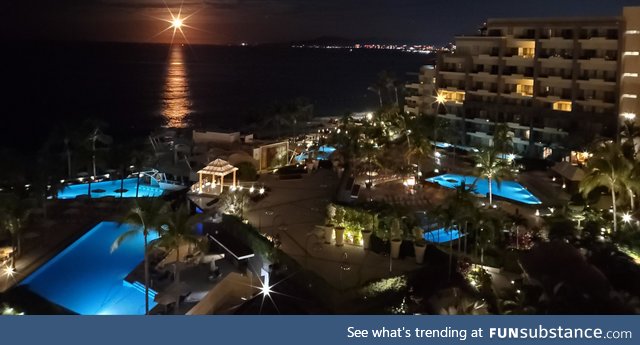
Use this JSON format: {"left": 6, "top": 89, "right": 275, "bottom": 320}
{"left": 3, "top": 266, "right": 15, "bottom": 278}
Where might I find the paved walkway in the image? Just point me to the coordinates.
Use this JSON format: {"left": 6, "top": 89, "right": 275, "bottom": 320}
{"left": 244, "top": 169, "right": 420, "bottom": 290}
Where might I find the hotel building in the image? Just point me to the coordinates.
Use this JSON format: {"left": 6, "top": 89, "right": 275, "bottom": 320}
{"left": 406, "top": 7, "right": 640, "bottom": 160}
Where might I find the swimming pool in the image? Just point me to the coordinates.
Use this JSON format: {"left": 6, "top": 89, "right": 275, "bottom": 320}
{"left": 423, "top": 228, "right": 463, "bottom": 243}
{"left": 426, "top": 174, "right": 542, "bottom": 205}
{"left": 58, "top": 178, "right": 164, "bottom": 199}
{"left": 295, "top": 145, "right": 336, "bottom": 162}
{"left": 20, "top": 222, "right": 159, "bottom": 315}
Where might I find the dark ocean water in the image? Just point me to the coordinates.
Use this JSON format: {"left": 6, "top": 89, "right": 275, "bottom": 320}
{"left": 3, "top": 42, "right": 429, "bottom": 149}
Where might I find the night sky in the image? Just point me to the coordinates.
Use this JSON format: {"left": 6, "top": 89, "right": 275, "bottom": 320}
{"left": 1, "top": 0, "right": 639, "bottom": 45}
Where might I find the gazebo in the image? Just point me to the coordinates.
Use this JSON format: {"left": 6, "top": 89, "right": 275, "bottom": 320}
{"left": 197, "top": 158, "right": 239, "bottom": 194}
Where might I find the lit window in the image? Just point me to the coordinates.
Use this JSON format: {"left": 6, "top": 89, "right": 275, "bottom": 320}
{"left": 516, "top": 84, "right": 533, "bottom": 96}
{"left": 623, "top": 73, "right": 639, "bottom": 77}
{"left": 553, "top": 101, "right": 572, "bottom": 112}
{"left": 621, "top": 94, "right": 638, "bottom": 99}
{"left": 624, "top": 51, "right": 640, "bottom": 56}
{"left": 626, "top": 30, "right": 640, "bottom": 35}
{"left": 518, "top": 47, "right": 535, "bottom": 58}
{"left": 621, "top": 112, "right": 637, "bottom": 120}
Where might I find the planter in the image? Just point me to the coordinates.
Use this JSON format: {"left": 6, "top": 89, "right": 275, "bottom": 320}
{"left": 361, "top": 230, "right": 373, "bottom": 250}
{"left": 414, "top": 244, "right": 426, "bottom": 264}
{"left": 334, "top": 226, "right": 345, "bottom": 247}
{"left": 306, "top": 162, "right": 314, "bottom": 173}
{"left": 323, "top": 224, "right": 334, "bottom": 244}
{"left": 390, "top": 239, "right": 402, "bottom": 259}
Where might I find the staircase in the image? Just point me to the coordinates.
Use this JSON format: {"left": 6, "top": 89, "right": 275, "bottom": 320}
{"left": 123, "top": 280, "right": 158, "bottom": 300}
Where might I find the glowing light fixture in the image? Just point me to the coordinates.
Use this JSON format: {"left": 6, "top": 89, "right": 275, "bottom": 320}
{"left": 621, "top": 112, "right": 637, "bottom": 120}
{"left": 622, "top": 213, "right": 633, "bottom": 223}
{"left": 3, "top": 266, "right": 15, "bottom": 278}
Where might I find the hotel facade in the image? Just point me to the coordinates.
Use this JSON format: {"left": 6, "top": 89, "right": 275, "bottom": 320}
{"left": 405, "top": 7, "right": 640, "bottom": 160}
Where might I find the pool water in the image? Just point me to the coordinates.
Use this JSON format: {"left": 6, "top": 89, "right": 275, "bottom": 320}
{"left": 426, "top": 174, "right": 542, "bottom": 205}
{"left": 295, "top": 145, "right": 335, "bottom": 162}
{"left": 423, "top": 228, "right": 463, "bottom": 243}
{"left": 58, "top": 178, "right": 164, "bottom": 199}
{"left": 20, "top": 222, "right": 159, "bottom": 315}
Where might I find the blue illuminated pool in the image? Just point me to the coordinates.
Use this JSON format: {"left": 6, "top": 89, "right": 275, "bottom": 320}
{"left": 295, "top": 145, "right": 336, "bottom": 162}
{"left": 423, "top": 228, "right": 463, "bottom": 243}
{"left": 20, "top": 222, "right": 159, "bottom": 315}
{"left": 58, "top": 178, "right": 164, "bottom": 199}
{"left": 426, "top": 174, "right": 542, "bottom": 205}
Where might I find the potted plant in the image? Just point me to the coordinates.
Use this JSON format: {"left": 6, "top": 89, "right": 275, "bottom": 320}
{"left": 413, "top": 226, "right": 427, "bottom": 264}
{"left": 334, "top": 206, "right": 346, "bottom": 247}
{"left": 361, "top": 213, "right": 377, "bottom": 250}
{"left": 390, "top": 218, "right": 403, "bottom": 259}
{"left": 324, "top": 204, "right": 336, "bottom": 244}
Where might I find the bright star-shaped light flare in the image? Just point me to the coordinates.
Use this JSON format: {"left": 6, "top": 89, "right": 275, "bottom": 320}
{"left": 172, "top": 18, "right": 184, "bottom": 29}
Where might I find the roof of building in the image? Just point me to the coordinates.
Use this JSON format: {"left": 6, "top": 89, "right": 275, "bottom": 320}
{"left": 551, "top": 161, "right": 586, "bottom": 182}
{"left": 197, "top": 158, "right": 238, "bottom": 176}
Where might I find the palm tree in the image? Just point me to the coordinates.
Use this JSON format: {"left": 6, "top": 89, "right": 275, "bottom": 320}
{"left": 328, "top": 115, "right": 364, "bottom": 200}
{"left": 580, "top": 142, "right": 634, "bottom": 233}
{"left": 475, "top": 209, "right": 503, "bottom": 264}
{"left": 620, "top": 120, "right": 640, "bottom": 159}
{"left": 473, "top": 147, "right": 513, "bottom": 205}
{"left": 492, "top": 122, "right": 513, "bottom": 155}
{"left": 434, "top": 204, "right": 457, "bottom": 281}
{"left": 111, "top": 199, "right": 169, "bottom": 315}
{"left": 0, "top": 196, "right": 32, "bottom": 270}
{"left": 155, "top": 203, "right": 204, "bottom": 313}
{"left": 87, "top": 127, "right": 113, "bottom": 177}
{"left": 367, "top": 86, "right": 383, "bottom": 108}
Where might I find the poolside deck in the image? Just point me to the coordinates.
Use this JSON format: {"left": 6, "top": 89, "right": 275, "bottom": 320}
{"left": 0, "top": 198, "right": 130, "bottom": 294}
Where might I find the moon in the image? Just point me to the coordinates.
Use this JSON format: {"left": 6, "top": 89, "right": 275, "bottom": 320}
{"left": 171, "top": 18, "right": 183, "bottom": 29}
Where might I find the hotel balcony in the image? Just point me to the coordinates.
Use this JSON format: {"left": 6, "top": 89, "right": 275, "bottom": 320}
{"left": 405, "top": 95, "right": 423, "bottom": 103}
{"left": 468, "top": 88, "right": 498, "bottom": 96}
{"left": 539, "top": 36, "right": 574, "bottom": 47}
{"left": 576, "top": 77, "right": 616, "bottom": 87}
{"left": 404, "top": 105, "right": 419, "bottom": 115}
{"left": 532, "top": 127, "right": 569, "bottom": 137}
{"left": 540, "top": 56, "right": 573, "bottom": 68}
{"left": 538, "top": 75, "right": 573, "bottom": 87}
{"left": 575, "top": 98, "right": 616, "bottom": 108}
{"left": 476, "top": 54, "right": 499, "bottom": 61}
{"left": 503, "top": 91, "right": 534, "bottom": 99}
{"left": 440, "top": 70, "right": 466, "bottom": 77}
{"left": 470, "top": 72, "right": 499, "bottom": 82}
{"left": 578, "top": 57, "right": 617, "bottom": 67}
{"left": 406, "top": 83, "right": 421, "bottom": 90}
{"left": 437, "top": 113, "right": 464, "bottom": 122}
{"left": 503, "top": 55, "right": 535, "bottom": 66}
{"left": 579, "top": 37, "right": 619, "bottom": 50}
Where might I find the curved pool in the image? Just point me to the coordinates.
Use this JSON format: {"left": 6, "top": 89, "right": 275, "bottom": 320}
{"left": 427, "top": 173, "right": 541, "bottom": 205}
{"left": 58, "top": 178, "right": 164, "bottom": 199}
